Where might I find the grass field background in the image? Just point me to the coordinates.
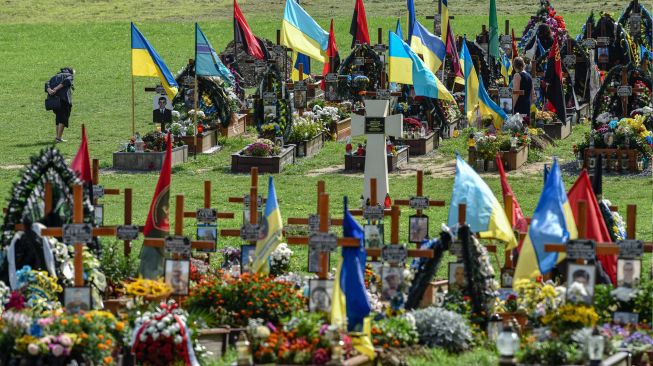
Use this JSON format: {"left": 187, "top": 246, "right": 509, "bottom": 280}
{"left": 0, "top": 1, "right": 650, "bottom": 365}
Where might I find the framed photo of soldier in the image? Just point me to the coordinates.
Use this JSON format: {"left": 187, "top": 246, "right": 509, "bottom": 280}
{"left": 381, "top": 266, "right": 403, "bottom": 301}
{"left": 408, "top": 215, "right": 429, "bottom": 243}
{"left": 240, "top": 244, "right": 256, "bottom": 274}
{"left": 364, "top": 223, "right": 384, "bottom": 248}
{"left": 309, "top": 279, "right": 334, "bottom": 312}
{"left": 448, "top": 262, "right": 467, "bottom": 291}
{"left": 64, "top": 287, "right": 92, "bottom": 314}
{"left": 165, "top": 259, "right": 190, "bottom": 296}
{"left": 566, "top": 263, "right": 596, "bottom": 304}
{"left": 617, "top": 259, "right": 641, "bottom": 289}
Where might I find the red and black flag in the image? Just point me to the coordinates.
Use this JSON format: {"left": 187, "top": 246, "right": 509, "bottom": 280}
{"left": 349, "top": 0, "right": 370, "bottom": 48}
{"left": 322, "top": 19, "right": 340, "bottom": 89}
{"left": 234, "top": 0, "right": 269, "bottom": 60}
{"left": 544, "top": 40, "right": 566, "bottom": 123}
{"left": 139, "top": 133, "right": 172, "bottom": 279}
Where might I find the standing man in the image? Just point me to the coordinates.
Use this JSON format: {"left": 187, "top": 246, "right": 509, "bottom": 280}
{"left": 153, "top": 96, "right": 172, "bottom": 131}
{"left": 46, "top": 67, "right": 75, "bottom": 142}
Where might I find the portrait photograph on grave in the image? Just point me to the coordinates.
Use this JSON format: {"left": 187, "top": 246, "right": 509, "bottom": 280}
{"left": 448, "top": 262, "right": 466, "bottom": 291}
{"left": 64, "top": 287, "right": 91, "bottom": 314}
{"left": 243, "top": 210, "right": 263, "bottom": 226}
{"left": 325, "top": 82, "right": 338, "bottom": 101}
{"left": 381, "top": 266, "right": 403, "bottom": 301}
{"left": 240, "top": 244, "right": 256, "bottom": 274}
{"left": 566, "top": 263, "right": 596, "bottom": 304}
{"left": 196, "top": 224, "right": 217, "bottom": 252}
{"left": 93, "top": 205, "right": 103, "bottom": 227}
{"left": 309, "top": 279, "right": 333, "bottom": 312}
{"left": 294, "top": 90, "right": 307, "bottom": 110}
{"left": 152, "top": 95, "right": 173, "bottom": 125}
{"left": 165, "top": 259, "right": 190, "bottom": 296}
{"left": 408, "top": 215, "right": 429, "bottom": 243}
{"left": 500, "top": 98, "right": 512, "bottom": 115}
{"left": 308, "top": 248, "right": 329, "bottom": 273}
{"left": 364, "top": 223, "right": 384, "bottom": 248}
{"left": 617, "top": 259, "right": 641, "bottom": 289}
{"left": 598, "top": 47, "right": 609, "bottom": 63}
{"left": 263, "top": 104, "right": 277, "bottom": 118}
{"left": 501, "top": 268, "right": 515, "bottom": 289}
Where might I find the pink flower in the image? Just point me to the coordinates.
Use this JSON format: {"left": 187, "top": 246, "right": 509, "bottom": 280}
{"left": 27, "top": 343, "right": 39, "bottom": 355}
{"left": 50, "top": 344, "right": 64, "bottom": 357}
{"left": 59, "top": 335, "right": 72, "bottom": 347}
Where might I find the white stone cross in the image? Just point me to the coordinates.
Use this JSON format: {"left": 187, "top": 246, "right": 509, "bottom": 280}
{"left": 351, "top": 99, "right": 403, "bottom": 201}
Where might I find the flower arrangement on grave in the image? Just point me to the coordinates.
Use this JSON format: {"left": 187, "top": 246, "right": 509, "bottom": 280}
{"left": 131, "top": 301, "right": 203, "bottom": 366}
{"left": 255, "top": 65, "right": 292, "bottom": 140}
{"left": 402, "top": 118, "right": 426, "bottom": 139}
{"left": 184, "top": 272, "right": 304, "bottom": 327}
{"left": 520, "top": 0, "right": 567, "bottom": 52}
{"left": 593, "top": 278, "right": 653, "bottom": 325}
{"left": 516, "top": 338, "right": 585, "bottom": 366}
{"left": 219, "top": 246, "right": 241, "bottom": 269}
{"left": 189, "top": 257, "right": 211, "bottom": 283}
{"left": 12, "top": 266, "right": 62, "bottom": 314}
{"left": 123, "top": 277, "right": 172, "bottom": 302}
{"left": 0, "top": 281, "right": 9, "bottom": 313}
{"left": 287, "top": 112, "right": 324, "bottom": 143}
{"left": 534, "top": 110, "right": 557, "bottom": 126}
{"left": 410, "top": 306, "right": 473, "bottom": 352}
{"left": 618, "top": 1, "right": 653, "bottom": 49}
{"left": 540, "top": 303, "right": 599, "bottom": 334}
{"left": 438, "top": 99, "right": 463, "bottom": 124}
{"left": 99, "top": 239, "right": 139, "bottom": 299}
{"left": 499, "top": 279, "right": 564, "bottom": 326}
{"left": 576, "top": 114, "right": 653, "bottom": 158}
{"left": 247, "top": 313, "right": 348, "bottom": 365}
{"left": 599, "top": 198, "right": 627, "bottom": 242}
{"left": 371, "top": 315, "right": 419, "bottom": 349}
{"left": 269, "top": 243, "right": 292, "bottom": 277}
{"left": 127, "top": 131, "right": 184, "bottom": 153}
{"left": 473, "top": 134, "right": 500, "bottom": 160}
{"left": 259, "top": 122, "right": 281, "bottom": 140}
{"left": 172, "top": 63, "right": 241, "bottom": 129}
{"left": 242, "top": 138, "right": 282, "bottom": 157}
{"left": 602, "top": 324, "right": 653, "bottom": 357}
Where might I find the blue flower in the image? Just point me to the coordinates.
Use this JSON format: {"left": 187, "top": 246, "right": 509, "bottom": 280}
{"left": 29, "top": 322, "right": 42, "bottom": 337}
{"left": 646, "top": 136, "right": 652, "bottom": 144}
{"left": 609, "top": 120, "right": 618, "bottom": 129}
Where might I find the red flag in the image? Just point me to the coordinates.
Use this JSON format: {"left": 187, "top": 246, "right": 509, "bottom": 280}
{"left": 143, "top": 134, "right": 171, "bottom": 237}
{"left": 322, "top": 19, "right": 340, "bottom": 89}
{"left": 544, "top": 38, "right": 566, "bottom": 123}
{"left": 70, "top": 124, "right": 92, "bottom": 183}
{"left": 234, "top": 0, "right": 267, "bottom": 60}
{"left": 496, "top": 154, "right": 528, "bottom": 250}
{"left": 349, "top": 0, "right": 370, "bottom": 48}
{"left": 511, "top": 29, "right": 519, "bottom": 60}
{"left": 567, "top": 170, "right": 617, "bottom": 285}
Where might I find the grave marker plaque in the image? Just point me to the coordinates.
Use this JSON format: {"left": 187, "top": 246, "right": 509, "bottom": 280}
{"left": 365, "top": 117, "right": 386, "bottom": 134}
{"left": 596, "top": 37, "right": 610, "bottom": 47}
{"left": 617, "top": 86, "right": 633, "bottom": 97}
{"left": 629, "top": 14, "right": 642, "bottom": 35}
{"left": 165, "top": 235, "right": 191, "bottom": 258}
{"left": 240, "top": 223, "right": 260, "bottom": 242}
{"left": 376, "top": 89, "right": 391, "bottom": 100}
{"left": 309, "top": 232, "right": 338, "bottom": 253}
{"left": 582, "top": 38, "right": 597, "bottom": 49}
{"left": 116, "top": 225, "right": 140, "bottom": 241}
{"left": 409, "top": 196, "right": 430, "bottom": 210}
{"left": 618, "top": 240, "right": 644, "bottom": 259}
{"left": 63, "top": 224, "right": 93, "bottom": 245}
{"left": 363, "top": 204, "right": 385, "bottom": 221}
{"left": 563, "top": 55, "right": 577, "bottom": 69}
{"left": 92, "top": 185, "right": 104, "bottom": 199}
{"left": 382, "top": 244, "right": 408, "bottom": 265}
{"left": 196, "top": 208, "right": 217, "bottom": 223}
{"left": 263, "top": 92, "right": 277, "bottom": 105}
{"left": 566, "top": 240, "right": 596, "bottom": 261}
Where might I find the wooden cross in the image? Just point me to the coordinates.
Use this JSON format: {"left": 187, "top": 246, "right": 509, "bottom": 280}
{"left": 425, "top": 0, "right": 455, "bottom": 37}
{"left": 286, "top": 193, "right": 361, "bottom": 279}
{"left": 606, "top": 67, "right": 646, "bottom": 118}
{"left": 393, "top": 170, "right": 446, "bottom": 248}
{"left": 544, "top": 201, "right": 653, "bottom": 263}
{"left": 287, "top": 181, "right": 344, "bottom": 228}
{"left": 365, "top": 204, "right": 435, "bottom": 260}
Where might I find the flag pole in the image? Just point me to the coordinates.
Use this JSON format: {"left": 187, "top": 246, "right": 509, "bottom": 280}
{"left": 194, "top": 65, "right": 198, "bottom": 159}
{"left": 131, "top": 74, "right": 135, "bottom": 137}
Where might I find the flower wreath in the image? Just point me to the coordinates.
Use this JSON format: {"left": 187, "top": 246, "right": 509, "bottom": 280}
{"left": 254, "top": 64, "right": 292, "bottom": 141}
{"left": 336, "top": 44, "right": 384, "bottom": 101}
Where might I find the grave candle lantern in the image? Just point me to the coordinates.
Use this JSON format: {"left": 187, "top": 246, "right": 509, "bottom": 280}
{"left": 588, "top": 327, "right": 604, "bottom": 366}
{"left": 496, "top": 321, "right": 520, "bottom": 357}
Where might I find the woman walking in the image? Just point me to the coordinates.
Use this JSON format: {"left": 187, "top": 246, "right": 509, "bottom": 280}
{"left": 46, "top": 67, "right": 75, "bottom": 142}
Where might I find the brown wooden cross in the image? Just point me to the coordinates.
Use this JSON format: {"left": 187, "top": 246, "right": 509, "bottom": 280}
{"left": 606, "top": 67, "right": 647, "bottom": 117}
{"left": 287, "top": 181, "right": 344, "bottom": 228}
{"left": 393, "top": 170, "right": 446, "bottom": 248}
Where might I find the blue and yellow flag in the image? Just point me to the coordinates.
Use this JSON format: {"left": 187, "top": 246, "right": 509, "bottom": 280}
{"left": 407, "top": 0, "right": 416, "bottom": 42}
{"left": 281, "top": 0, "right": 329, "bottom": 62}
{"left": 131, "top": 23, "right": 178, "bottom": 100}
{"left": 515, "top": 159, "right": 578, "bottom": 282}
{"left": 395, "top": 18, "right": 403, "bottom": 41}
{"left": 291, "top": 52, "right": 311, "bottom": 81}
{"left": 447, "top": 155, "right": 518, "bottom": 249}
{"left": 252, "top": 176, "right": 284, "bottom": 275}
{"left": 331, "top": 197, "right": 374, "bottom": 360}
{"left": 388, "top": 31, "right": 453, "bottom": 101}
{"left": 460, "top": 37, "right": 507, "bottom": 128}
{"left": 195, "top": 23, "right": 234, "bottom": 85}
{"left": 500, "top": 49, "right": 513, "bottom": 85}
{"left": 410, "top": 20, "right": 446, "bottom": 73}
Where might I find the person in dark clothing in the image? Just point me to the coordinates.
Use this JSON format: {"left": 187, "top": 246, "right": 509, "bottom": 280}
{"left": 152, "top": 96, "right": 172, "bottom": 130}
{"left": 45, "top": 67, "right": 75, "bottom": 142}
{"left": 511, "top": 57, "right": 535, "bottom": 125}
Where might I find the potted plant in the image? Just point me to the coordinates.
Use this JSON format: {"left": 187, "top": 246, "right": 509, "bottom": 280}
{"left": 231, "top": 138, "right": 296, "bottom": 173}
{"left": 287, "top": 113, "right": 325, "bottom": 158}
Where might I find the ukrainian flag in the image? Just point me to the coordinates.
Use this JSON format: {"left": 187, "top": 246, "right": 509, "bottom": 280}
{"left": 500, "top": 49, "right": 513, "bottom": 85}
{"left": 195, "top": 23, "right": 234, "bottom": 85}
{"left": 441, "top": 0, "right": 449, "bottom": 44}
{"left": 447, "top": 155, "right": 518, "bottom": 249}
{"left": 291, "top": 52, "right": 311, "bottom": 81}
{"left": 131, "top": 23, "right": 178, "bottom": 100}
{"left": 281, "top": 0, "right": 329, "bottom": 62}
{"left": 388, "top": 31, "right": 453, "bottom": 101}
{"left": 252, "top": 176, "right": 284, "bottom": 275}
{"left": 331, "top": 197, "right": 374, "bottom": 360}
{"left": 410, "top": 20, "right": 446, "bottom": 73}
{"left": 460, "top": 37, "right": 507, "bottom": 128}
{"left": 514, "top": 159, "right": 578, "bottom": 282}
